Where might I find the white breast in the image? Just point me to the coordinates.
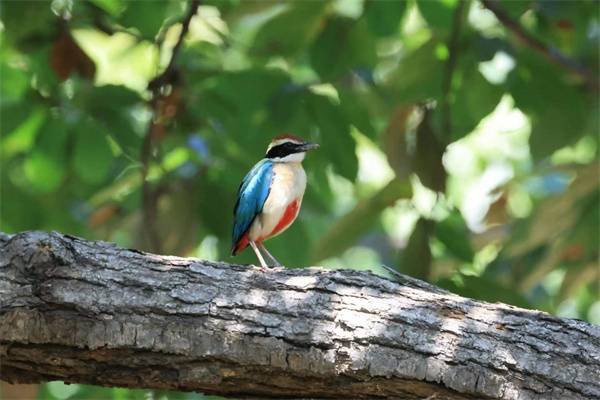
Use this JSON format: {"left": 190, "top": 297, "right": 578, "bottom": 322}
{"left": 249, "top": 162, "right": 306, "bottom": 241}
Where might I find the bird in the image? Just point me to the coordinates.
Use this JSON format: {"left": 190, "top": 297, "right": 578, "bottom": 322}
{"left": 231, "top": 134, "right": 319, "bottom": 268}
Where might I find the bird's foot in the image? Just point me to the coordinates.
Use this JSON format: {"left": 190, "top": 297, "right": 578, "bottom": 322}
{"left": 253, "top": 264, "right": 274, "bottom": 272}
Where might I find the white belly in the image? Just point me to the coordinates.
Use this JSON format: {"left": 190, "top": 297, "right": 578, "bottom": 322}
{"left": 249, "top": 162, "right": 306, "bottom": 241}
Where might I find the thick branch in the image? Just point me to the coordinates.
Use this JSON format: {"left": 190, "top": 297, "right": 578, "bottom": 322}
{"left": 481, "top": 0, "right": 599, "bottom": 90}
{"left": 1, "top": 231, "right": 599, "bottom": 399}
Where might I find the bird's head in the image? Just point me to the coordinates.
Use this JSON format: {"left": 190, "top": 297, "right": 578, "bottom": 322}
{"left": 265, "top": 134, "right": 319, "bottom": 163}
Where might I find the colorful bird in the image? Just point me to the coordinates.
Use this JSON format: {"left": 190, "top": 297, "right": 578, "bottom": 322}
{"left": 231, "top": 134, "right": 319, "bottom": 268}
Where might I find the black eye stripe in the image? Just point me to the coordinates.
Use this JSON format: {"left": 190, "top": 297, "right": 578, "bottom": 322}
{"left": 266, "top": 142, "right": 300, "bottom": 159}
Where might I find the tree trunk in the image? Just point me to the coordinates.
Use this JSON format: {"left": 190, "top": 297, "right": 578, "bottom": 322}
{"left": 1, "top": 231, "right": 599, "bottom": 399}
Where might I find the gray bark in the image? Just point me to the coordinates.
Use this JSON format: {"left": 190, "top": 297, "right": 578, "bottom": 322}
{"left": 1, "top": 231, "right": 599, "bottom": 399}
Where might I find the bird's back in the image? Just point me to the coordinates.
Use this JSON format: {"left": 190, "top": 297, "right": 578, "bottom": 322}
{"left": 231, "top": 159, "right": 274, "bottom": 255}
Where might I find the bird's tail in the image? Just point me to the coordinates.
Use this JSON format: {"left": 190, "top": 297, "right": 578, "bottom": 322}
{"left": 231, "top": 233, "right": 249, "bottom": 256}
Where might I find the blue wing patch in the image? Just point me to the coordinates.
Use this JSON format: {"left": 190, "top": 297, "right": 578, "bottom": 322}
{"left": 231, "top": 159, "right": 274, "bottom": 254}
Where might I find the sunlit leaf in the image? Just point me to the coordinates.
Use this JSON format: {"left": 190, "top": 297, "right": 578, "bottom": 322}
{"left": 47, "top": 381, "right": 81, "bottom": 400}
{"left": 1, "top": 107, "right": 45, "bottom": 157}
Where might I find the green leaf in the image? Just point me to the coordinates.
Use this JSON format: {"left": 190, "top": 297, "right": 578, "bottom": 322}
{"left": 566, "top": 190, "right": 599, "bottom": 260}
{"left": 306, "top": 93, "right": 358, "bottom": 181}
{"left": 501, "top": 0, "right": 533, "bottom": 19}
{"left": 251, "top": 2, "right": 329, "bottom": 57}
{"left": 416, "top": 0, "right": 457, "bottom": 32}
{"left": 198, "top": 68, "right": 292, "bottom": 157}
{"left": 0, "top": 2, "right": 56, "bottom": 46}
{"left": 0, "top": 178, "right": 43, "bottom": 232}
{"left": 338, "top": 87, "right": 377, "bottom": 139}
{"left": 119, "top": 1, "right": 168, "bottom": 38}
{"left": 414, "top": 109, "right": 446, "bottom": 192}
{"left": 1, "top": 106, "right": 45, "bottom": 157}
{"left": 29, "top": 45, "right": 61, "bottom": 91}
{"left": 208, "top": 69, "right": 290, "bottom": 113}
{"left": 82, "top": 85, "right": 142, "bottom": 154}
{"left": 24, "top": 147, "right": 66, "bottom": 193}
{"left": 89, "top": 0, "right": 124, "bottom": 16}
{"left": 363, "top": 0, "right": 407, "bottom": 37}
{"left": 451, "top": 65, "right": 503, "bottom": 139}
{"left": 309, "top": 16, "right": 376, "bottom": 81}
{"left": 385, "top": 39, "right": 444, "bottom": 102}
{"left": 435, "top": 211, "right": 474, "bottom": 262}
{"left": 510, "top": 53, "right": 587, "bottom": 160}
{"left": 0, "top": 60, "right": 30, "bottom": 102}
{"left": 73, "top": 119, "right": 114, "bottom": 184}
{"left": 312, "top": 178, "right": 412, "bottom": 262}
{"left": 198, "top": 178, "right": 233, "bottom": 239}
{"left": 399, "top": 217, "right": 434, "bottom": 279}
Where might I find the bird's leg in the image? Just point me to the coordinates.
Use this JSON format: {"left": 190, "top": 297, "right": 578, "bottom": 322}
{"left": 258, "top": 242, "right": 282, "bottom": 267}
{"left": 249, "top": 240, "right": 269, "bottom": 269}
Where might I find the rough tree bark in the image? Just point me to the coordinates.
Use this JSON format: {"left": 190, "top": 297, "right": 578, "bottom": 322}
{"left": 1, "top": 231, "right": 599, "bottom": 399}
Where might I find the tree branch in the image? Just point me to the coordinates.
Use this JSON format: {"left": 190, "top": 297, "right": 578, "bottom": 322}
{"left": 140, "top": 0, "right": 201, "bottom": 253}
{"left": 1, "top": 231, "right": 599, "bottom": 399}
{"left": 148, "top": 0, "right": 200, "bottom": 92}
{"left": 481, "top": 0, "right": 599, "bottom": 90}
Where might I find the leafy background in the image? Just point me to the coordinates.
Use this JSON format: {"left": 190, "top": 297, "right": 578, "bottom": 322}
{"left": 0, "top": 0, "right": 598, "bottom": 399}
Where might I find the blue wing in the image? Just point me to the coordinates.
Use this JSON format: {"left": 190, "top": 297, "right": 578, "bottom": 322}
{"left": 231, "top": 159, "right": 273, "bottom": 254}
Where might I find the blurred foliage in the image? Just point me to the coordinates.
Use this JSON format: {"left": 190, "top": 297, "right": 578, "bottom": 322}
{"left": 0, "top": 0, "right": 599, "bottom": 398}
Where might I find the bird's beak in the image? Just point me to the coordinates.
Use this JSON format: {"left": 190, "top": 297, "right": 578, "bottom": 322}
{"left": 299, "top": 142, "right": 319, "bottom": 151}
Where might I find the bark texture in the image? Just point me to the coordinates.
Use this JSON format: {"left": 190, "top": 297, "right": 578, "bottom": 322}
{"left": 1, "top": 231, "right": 599, "bottom": 399}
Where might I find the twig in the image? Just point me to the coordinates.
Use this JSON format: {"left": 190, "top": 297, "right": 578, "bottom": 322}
{"left": 441, "top": 0, "right": 467, "bottom": 138}
{"left": 140, "top": 0, "right": 200, "bottom": 252}
{"left": 481, "top": 0, "right": 598, "bottom": 90}
{"left": 148, "top": 0, "right": 200, "bottom": 92}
